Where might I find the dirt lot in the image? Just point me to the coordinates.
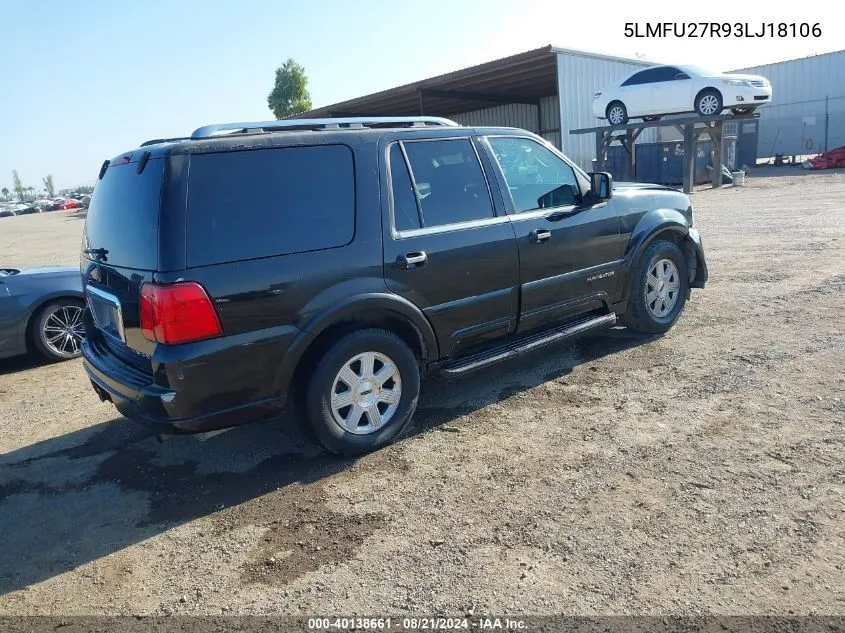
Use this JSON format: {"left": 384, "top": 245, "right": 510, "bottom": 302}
{"left": 0, "top": 167, "right": 843, "bottom": 617}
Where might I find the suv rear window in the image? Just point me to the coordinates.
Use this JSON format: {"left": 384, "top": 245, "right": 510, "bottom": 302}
{"left": 186, "top": 145, "right": 355, "bottom": 267}
{"left": 84, "top": 158, "right": 164, "bottom": 270}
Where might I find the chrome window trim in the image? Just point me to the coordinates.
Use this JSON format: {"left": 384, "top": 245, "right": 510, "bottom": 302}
{"left": 386, "top": 136, "right": 498, "bottom": 240}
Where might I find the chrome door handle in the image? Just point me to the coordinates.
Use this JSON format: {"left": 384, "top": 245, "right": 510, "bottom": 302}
{"left": 398, "top": 251, "right": 428, "bottom": 269}
{"left": 530, "top": 229, "right": 551, "bottom": 243}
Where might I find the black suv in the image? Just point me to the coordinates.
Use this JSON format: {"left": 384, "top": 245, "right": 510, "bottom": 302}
{"left": 81, "top": 116, "right": 707, "bottom": 455}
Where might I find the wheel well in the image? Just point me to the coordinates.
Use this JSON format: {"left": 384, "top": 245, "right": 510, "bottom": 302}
{"left": 639, "top": 230, "right": 698, "bottom": 283}
{"left": 695, "top": 87, "right": 721, "bottom": 103}
{"left": 24, "top": 295, "right": 84, "bottom": 348}
{"left": 606, "top": 100, "right": 624, "bottom": 114}
{"left": 289, "top": 311, "right": 427, "bottom": 406}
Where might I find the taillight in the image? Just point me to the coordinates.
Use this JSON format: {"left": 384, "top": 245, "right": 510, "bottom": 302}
{"left": 139, "top": 282, "right": 222, "bottom": 345}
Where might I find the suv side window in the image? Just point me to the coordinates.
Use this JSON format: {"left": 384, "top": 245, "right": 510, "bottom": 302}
{"left": 400, "top": 139, "right": 494, "bottom": 228}
{"left": 487, "top": 137, "right": 582, "bottom": 212}
{"left": 186, "top": 145, "right": 354, "bottom": 267}
{"left": 389, "top": 144, "right": 422, "bottom": 231}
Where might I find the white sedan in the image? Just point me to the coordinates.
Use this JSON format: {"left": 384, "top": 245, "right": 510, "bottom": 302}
{"left": 593, "top": 64, "right": 772, "bottom": 125}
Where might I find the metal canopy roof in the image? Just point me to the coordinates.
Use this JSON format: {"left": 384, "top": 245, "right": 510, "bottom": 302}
{"left": 294, "top": 45, "right": 563, "bottom": 118}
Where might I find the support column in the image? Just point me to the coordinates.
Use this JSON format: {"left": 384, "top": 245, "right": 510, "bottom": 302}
{"left": 683, "top": 124, "right": 696, "bottom": 194}
{"left": 594, "top": 131, "right": 607, "bottom": 171}
{"left": 710, "top": 122, "right": 723, "bottom": 189}
{"left": 625, "top": 130, "right": 636, "bottom": 181}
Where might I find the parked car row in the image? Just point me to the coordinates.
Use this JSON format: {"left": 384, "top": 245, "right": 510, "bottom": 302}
{"left": 0, "top": 195, "right": 90, "bottom": 217}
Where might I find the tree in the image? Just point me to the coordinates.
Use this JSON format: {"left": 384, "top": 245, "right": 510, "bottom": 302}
{"left": 12, "top": 169, "right": 24, "bottom": 200}
{"left": 43, "top": 174, "right": 55, "bottom": 198}
{"left": 267, "top": 58, "right": 312, "bottom": 119}
{"left": 1, "top": 188, "right": 8, "bottom": 200}
{"left": 26, "top": 186, "right": 35, "bottom": 201}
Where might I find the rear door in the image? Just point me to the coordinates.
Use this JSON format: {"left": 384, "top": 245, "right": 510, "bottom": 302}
{"left": 618, "top": 68, "right": 656, "bottom": 116}
{"left": 81, "top": 153, "right": 166, "bottom": 371}
{"left": 482, "top": 135, "right": 625, "bottom": 333}
{"left": 381, "top": 136, "right": 519, "bottom": 358}
{"left": 656, "top": 66, "right": 694, "bottom": 113}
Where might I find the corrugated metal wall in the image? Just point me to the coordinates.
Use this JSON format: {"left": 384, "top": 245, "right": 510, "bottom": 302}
{"left": 451, "top": 96, "right": 561, "bottom": 148}
{"left": 452, "top": 103, "right": 539, "bottom": 132}
{"left": 732, "top": 50, "right": 845, "bottom": 157}
{"left": 556, "top": 51, "right": 655, "bottom": 170}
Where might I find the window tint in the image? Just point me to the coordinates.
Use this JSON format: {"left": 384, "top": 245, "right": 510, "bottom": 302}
{"left": 186, "top": 145, "right": 354, "bottom": 266}
{"left": 650, "top": 66, "right": 687, "bottom": 81}
{"left": 621, "top": 70, "right": 648, "bottom": 86}
{"left": 488, "top": 137, "right": 581, "bottom": 212}
{"left": 622, "top": 67, "right": 672, "bottom": 86}
{"left": 84, "top": 158, "right": 163, "bottom": 270}
{"left": 389, "top": 144, "right": 421, "bottom": 231}
{"left": 402, "top": 139, "right": 493, "bottom": 227}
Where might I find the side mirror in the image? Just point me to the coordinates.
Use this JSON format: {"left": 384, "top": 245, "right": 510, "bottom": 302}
{"left": 589, "top": 171, "right": 613, "bottom": 202}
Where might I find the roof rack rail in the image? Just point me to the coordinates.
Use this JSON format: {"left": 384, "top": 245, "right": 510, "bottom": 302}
{"left": 140, "top": 137, "right": 191, "bottom": 147}
{"left": 190, "top": 116, "right": 460, "bottom": 139}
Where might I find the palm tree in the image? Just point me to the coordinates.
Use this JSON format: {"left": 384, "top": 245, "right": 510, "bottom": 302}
{"left": 26, "top": 186, "right": 35, "bottom": 201}
{"left": 1, "top": 187, "right": 8, "bottom": 200}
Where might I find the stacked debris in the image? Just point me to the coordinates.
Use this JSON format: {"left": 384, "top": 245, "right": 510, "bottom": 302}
{"left": 803, "top": 147, "right": 845, "bottom": 170}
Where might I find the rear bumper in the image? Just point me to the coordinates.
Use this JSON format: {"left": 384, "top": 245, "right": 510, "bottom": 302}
{"left": 81, "top": 325, "right": 302, "bottom": 434}
{"left": 83, "top": 352, "right": 281, "bottom": 434}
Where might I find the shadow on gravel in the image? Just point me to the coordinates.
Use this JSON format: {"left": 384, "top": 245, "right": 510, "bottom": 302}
{"left": 0, "top": 327, "right": 655, "bottom": 595}
{"left": 0, "top": 354, "right": 54, "bottom": 377}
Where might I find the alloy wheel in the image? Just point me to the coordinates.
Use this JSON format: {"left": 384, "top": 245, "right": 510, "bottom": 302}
{"left": 608, "top": 105, "right": 625, "bottom": 125}
{"left": 698, "top": 94, "right": 720, "bottom": 115}
{"left": 330, "top": 351, "right": 402, "bottom": 435}
{"left": 645, "top": 258, "right": 681, "bottom": 318}
{"left": 42, "top": 304, "right": 85, "bottom": 357}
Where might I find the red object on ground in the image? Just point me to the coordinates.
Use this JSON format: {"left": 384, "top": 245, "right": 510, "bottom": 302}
{"left": 804, "top": 146, "right": 845, "bottom": 170}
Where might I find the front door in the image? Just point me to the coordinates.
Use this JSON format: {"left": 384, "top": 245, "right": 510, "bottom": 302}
{"left": 381, "top": 137, "right": 520, "bottom": 359}
{"left": 483, "top": 135, "right": 625, "bottom": 333}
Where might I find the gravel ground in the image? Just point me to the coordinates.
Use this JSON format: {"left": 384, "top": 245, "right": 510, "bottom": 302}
{"left": 0, "top": 167, "right": 843, "bottom": 617}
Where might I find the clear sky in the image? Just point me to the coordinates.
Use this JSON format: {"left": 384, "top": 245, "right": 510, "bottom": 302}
{"left": 0, "top": 0, "right": 840, "bottom": 191}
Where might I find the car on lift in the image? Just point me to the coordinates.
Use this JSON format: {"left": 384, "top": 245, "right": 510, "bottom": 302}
{"left": 593, "top": 64, "right": 772, "bottom": 125}
{"left": 0, "top": 267, "right": 85, "bottom": 361}
{"left": 81, "top": 117, "right": 707, "bottom": 455}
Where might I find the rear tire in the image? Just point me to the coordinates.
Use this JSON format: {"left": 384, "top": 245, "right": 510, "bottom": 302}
{"left": 622, "top": 240, "right": 689, "bottom": 334}
{"left": 606, "top": 101, "right": 629, "bottom": 125}
{"left": 304, "top": 328, "right": 420, "bottom": 455}
{"left": 31, "top": 298, "right": 86, "bottom": 361}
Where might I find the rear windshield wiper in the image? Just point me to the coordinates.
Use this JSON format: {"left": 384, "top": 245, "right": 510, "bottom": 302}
{"left": 84, "top": 247, "right": 109, "bottom": 261}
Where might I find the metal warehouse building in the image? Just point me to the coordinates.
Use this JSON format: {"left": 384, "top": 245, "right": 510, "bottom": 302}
{"left": 296, "top": 45, "right": 657, "bottom": 171}
{"left": 297, "top": 45, "right": 845, "bottom": 172}
{"left": 732, "top": 50, "right": 845, "bottom": 159}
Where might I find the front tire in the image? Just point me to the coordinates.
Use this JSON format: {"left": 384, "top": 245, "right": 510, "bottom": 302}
{"left": 606, "top": 101, "right": 628, "bottom": 126}
{"left": 305, "top": 328, "right": 420, "bottom": 455}
{"left": 622, "top": 240, "right": 689, "bottom": 334}
{"left": 695, "top": 89, "right": 723, "bottom": 117}
{"left": 32, "top": 299, "right": 85, "bottom": 361}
